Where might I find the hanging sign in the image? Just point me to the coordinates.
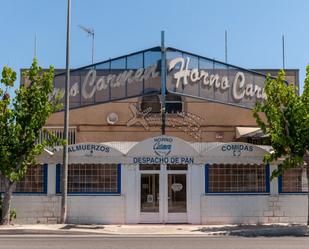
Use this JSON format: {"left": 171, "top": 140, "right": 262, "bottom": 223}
{"left": 171, "top": 183, "right": 183, "bottom": 192}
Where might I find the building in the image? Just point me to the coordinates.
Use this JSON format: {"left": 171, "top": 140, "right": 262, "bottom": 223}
{"left": 1, "top": 47, "right": 307, "bottom": 224}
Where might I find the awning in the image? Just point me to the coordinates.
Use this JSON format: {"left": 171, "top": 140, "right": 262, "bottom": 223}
{"left": 236, "top": 127, "right": 263, "bottom": 139}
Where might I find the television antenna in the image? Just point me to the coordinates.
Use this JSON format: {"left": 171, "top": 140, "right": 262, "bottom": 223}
{"left": 78, "top": 25, "right": 95, "bottom": 64}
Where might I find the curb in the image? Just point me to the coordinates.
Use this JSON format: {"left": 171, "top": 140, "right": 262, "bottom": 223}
{"left": 0, "top": 229, "right": 99, "bottom": 235}
{"left": 0, "top": 226, "right": 308, "bottom": 237}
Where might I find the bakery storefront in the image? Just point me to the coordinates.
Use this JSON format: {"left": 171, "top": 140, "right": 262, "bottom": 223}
{"left": 3, "top": 46, "right": 307, "bottom": 224}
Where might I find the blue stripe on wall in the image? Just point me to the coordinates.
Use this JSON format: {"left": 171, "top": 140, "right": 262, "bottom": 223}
{"left": 266, "top": 164, "right": 270, "bottom": 193}
{"left": 205, "top": 164, "right": 209, "bottom": 193}
{"left": 56, "top": 164, "right": 61, "bottom": 194}
{"left": 117, "top": 164, "right": 121, "bottom": 194}
{"left": 43, "top": 163, "right": 48, "bottom": 194}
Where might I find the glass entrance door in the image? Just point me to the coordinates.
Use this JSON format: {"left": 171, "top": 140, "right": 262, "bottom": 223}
{"left": 138, "top": 165, "right": 188, "bottom": 223}
{"left": 167, "top": 173, "right": 187, "bottom": 223}
{"left": 140, "top": 174, "right": 159, "bottom": 213}
{"left": 168, "top": 174, "right": 187, "bottom": 213}
{"left": 140, "top": 173, "right": 161, "bottom": 223}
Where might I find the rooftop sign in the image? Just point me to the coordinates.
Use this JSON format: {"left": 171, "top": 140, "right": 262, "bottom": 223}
{"left": 167, "top": 57, "right": 266, "bottom": 108}
{"left": 52, "top": 47, "right": 269, "bottom": 109}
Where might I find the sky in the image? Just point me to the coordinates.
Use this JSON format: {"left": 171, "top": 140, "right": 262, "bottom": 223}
{"left": 0, "top": 0, "right": 308, "bottom": 95}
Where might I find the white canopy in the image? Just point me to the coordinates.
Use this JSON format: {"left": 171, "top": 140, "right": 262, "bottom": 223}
{"left": 39, "top": 136, "right": 271, "bottom": 165}
{"left": 235, "top": 127, "right": 262, "bottom": 139}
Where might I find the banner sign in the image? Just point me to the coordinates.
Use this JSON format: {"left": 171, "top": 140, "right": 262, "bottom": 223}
{"left": 52, "top": 47, "right": 269, "bottom": 109}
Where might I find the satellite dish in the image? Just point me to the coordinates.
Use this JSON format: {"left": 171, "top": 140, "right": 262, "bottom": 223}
{"left": 107, "top": 113, "right": 119, "bottom": 125}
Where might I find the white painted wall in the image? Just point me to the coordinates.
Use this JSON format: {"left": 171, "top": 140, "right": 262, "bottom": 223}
{"left": 201, "top": 195, "right": 308, "bottom": 224}
{"left": 187, "top": 165, "right": 203, "bottom": 224}
{"left": 11, "top": 195, "right": 125, "bottom": 224}
{"left": 67, "top": 196, "right": 125, "bottom": 224}
{"left": 8, "top": 163, "right": 309, "bottom": 225}
{"left": 11, "top": 195, "right": 61, "bottom": 224}
{"left": 47, "top": 164, "right": 56, "bottom": 195}
{"left": 123, "top": 165, "right": 139, "bottom": 223}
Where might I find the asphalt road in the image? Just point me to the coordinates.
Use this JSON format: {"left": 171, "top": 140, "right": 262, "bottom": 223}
{"left": 1, "top": 236, "right": 309, "bottom": 249}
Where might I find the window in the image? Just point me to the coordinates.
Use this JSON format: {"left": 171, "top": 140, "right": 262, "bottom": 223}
{"left": 246, "top": 137, "right": 271, "bottom": 146}
{"left": 167, "top": 164, "right": 188, "bottom": 170}
{"left": 141, "top": 95, "right": 161, "bottom": 113}
{"left": 280, "top": 167, "right": 308, "bottom": 193}
{"left": 38, "top": 127, "right": 76, "bottom": 145}
{"left": 139, "top": 164, "right": 161, "bottom": 170}
{"left": 140, "top": 93, "right": 183, "bottom": 114}
{"left": 56, "top": 164, "right": 120, "bottom": 194}
{"left": 166, "top": 93, "right": 183, "bottom": 113}
{"left": 206, "top": 164, "right": 268, "bottom": 193}
{"left": 0, "top": 164, "right": 47, "bottom": 193}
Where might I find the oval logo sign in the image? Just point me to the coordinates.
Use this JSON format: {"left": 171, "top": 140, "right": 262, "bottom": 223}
{"left": 153, "top": 137, "right": 173, "bottom": 157}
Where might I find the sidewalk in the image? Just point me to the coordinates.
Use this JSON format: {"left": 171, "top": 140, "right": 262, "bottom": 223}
{"left": 0, "top": 224, "right": 309, "bottom": 237}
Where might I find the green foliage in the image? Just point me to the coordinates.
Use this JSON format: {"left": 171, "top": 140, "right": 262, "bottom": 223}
{"left": 0, "top": 58, "right": 62, "bottom": 183}
{"left": 0, "top": 195, "right": 17, "bottom": 222}
{"left": 1, "top": 66, "right": 16, "bottom": 87}
{"left": 253, "top": 67, "right": 309, "bottom": 179}
{"left": 0, "top": 195, "right": 2, "bottom": 219}
{"left": 9, "top": 208, "right": 17, "bottom": 221}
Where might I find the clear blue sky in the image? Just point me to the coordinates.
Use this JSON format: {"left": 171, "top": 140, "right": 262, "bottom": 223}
{"left": 1, "top": 0, "right": 308, "bottom": 95}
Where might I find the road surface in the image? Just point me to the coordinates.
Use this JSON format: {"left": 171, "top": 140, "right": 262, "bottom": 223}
{"left": 1, "top": 235, "right": 309, "bottom": 249}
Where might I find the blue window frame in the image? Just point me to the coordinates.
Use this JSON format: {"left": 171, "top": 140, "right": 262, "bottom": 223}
{"left": 0, "top": 164, "right": 48, "bottom": 195}
{"left": 56, "top": 163, "right": 121, "bottom": 195}
{"left": 205, "top": 164, "right": 270, "bottom": 194}
{"left": 278, "top": 167, "right": 308, "bottom": 194}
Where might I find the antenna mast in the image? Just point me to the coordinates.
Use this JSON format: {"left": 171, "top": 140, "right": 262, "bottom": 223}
{"left": 225, "top": 30, "right": 228, "bottom": 63}
{"left": 282, "top": 35, "right": 285, "bottom": 69}
{"left": 78, "top": 25, "right": 95, "bottom": 64}
{"left": 34, "top": 34, "right": 37, "bottom": 58}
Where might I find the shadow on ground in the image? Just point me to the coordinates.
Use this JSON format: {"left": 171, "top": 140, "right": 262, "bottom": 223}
{"left": 60, "top": 224, "right": 105, "bottom": 230}
{"left": 192, "top": 224, "right": 309, "bottom": 237}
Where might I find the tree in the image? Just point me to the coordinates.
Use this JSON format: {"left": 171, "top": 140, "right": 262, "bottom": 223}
{"left": 0, "top": 59, "right": 61, "bottom": 225}
{"left": 253, "top": 66, "right": 309, "bottom": 225}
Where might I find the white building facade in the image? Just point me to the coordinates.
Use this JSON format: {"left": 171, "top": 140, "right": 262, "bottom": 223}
{"left": 5, "top": 46, "right": 306, "bottom": 225}
{"left": 4, "top": 136, "right": 308, "bottom": 225}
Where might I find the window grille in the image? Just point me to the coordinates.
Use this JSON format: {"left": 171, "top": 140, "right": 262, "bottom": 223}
{"left": 207, "top": 164, "right": 267, "bottom": 193}
{"left": 57, "top": 164, "right": 120, "bottom": 193}
{"left": 281, "top": 167, "right": 308, "bottom": 193}
{"left": 0, "top": 164, "right": 46, "bottom": 193}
